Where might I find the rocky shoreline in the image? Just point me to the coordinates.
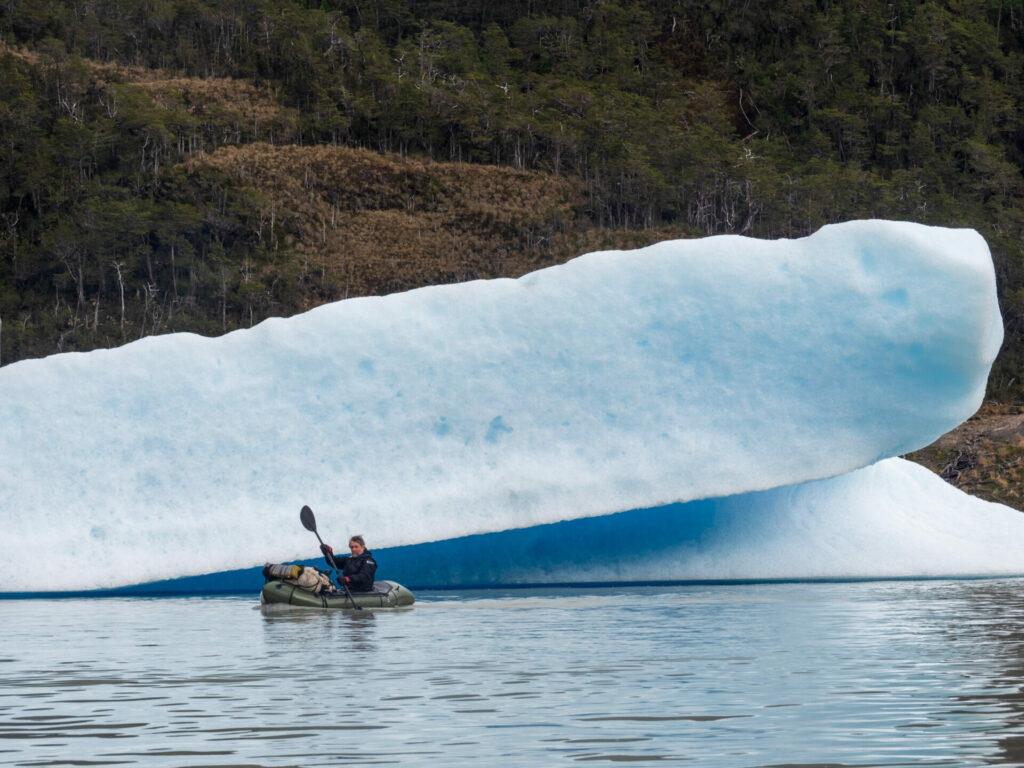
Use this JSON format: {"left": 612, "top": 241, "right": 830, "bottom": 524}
{"left": 907, "top": 404, "right": 1024, "bottom": 513}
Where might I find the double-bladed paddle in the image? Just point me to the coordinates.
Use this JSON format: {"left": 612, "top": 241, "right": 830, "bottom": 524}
{"left": 300, "top": 504, "right": 361, "bottom": 610}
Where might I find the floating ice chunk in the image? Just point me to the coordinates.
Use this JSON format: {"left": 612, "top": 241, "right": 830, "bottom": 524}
{"left": 0, "top": 220, "right": 1006, "bottom": 590}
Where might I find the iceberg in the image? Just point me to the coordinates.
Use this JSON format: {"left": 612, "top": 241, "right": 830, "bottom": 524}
{"left": 0, "top": 219, "right": 1019, "bottom": 592}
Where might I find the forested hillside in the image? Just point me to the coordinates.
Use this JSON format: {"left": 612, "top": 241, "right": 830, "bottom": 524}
{"left": 1, "top": 0, "right": 1023, "bottom": 403}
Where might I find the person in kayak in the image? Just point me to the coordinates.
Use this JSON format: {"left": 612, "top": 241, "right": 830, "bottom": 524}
{"left": 320, "top": 535, "right": 377, "bottom": 591}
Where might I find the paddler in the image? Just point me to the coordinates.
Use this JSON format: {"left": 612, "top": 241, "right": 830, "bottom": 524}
{"left": 320, "top": 535, "right": 377, "bottom": 591}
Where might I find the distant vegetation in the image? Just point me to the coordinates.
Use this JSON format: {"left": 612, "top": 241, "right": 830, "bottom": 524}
{"left": 1, "top": 0, "right": 1023, "bottom": 403}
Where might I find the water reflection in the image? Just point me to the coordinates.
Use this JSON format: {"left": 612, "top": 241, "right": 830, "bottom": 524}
{"left": 4, "top": 581, "right": 1024, "bottom": 766}
{"left": 926, "top": 581, "right": 1024, "bottom": 765}
{"left": 260, "top": 602, "right": 379, "bottom": 652}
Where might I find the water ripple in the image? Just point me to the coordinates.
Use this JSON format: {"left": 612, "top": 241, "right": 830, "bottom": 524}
{"left": 3, "top": 581, "right": 1024, "bottom": 766}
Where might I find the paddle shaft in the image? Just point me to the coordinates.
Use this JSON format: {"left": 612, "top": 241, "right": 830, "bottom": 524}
{"left": 301, "top": 506, "right": 361, "bottom": 610}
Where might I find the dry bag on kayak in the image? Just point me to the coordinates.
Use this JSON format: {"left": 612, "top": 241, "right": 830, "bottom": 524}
{"left": 263, "top": 563, "right": 301, "bottom": 580}
{"left": 262, "top": 563, "right": 335, "bottom": 594}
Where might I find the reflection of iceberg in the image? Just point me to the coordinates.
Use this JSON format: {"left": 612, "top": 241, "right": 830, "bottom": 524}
{"left": 1, "top": 220, "right": 1019, "bottom": 592}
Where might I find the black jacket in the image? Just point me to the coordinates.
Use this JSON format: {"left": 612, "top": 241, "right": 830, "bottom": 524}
{"left": 327, "top": 549, "right": 377, "bottom": 591}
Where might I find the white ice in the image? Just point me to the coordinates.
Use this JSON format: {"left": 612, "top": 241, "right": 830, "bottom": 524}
{"left": 0, "top": 219, "right": 1019, "bottom": 591}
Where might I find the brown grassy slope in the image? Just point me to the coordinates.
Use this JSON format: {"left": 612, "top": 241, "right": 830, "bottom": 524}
{"left": 2, "top": 42, "right": 301, "bottom": 143}
{"left": 3, "top": 43, "right": 284, "bottom": 113}
{"left": 181, "top": 143, "right": 679, "bottom": 301}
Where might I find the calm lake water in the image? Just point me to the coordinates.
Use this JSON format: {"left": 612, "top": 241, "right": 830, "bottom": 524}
{"left": 3, "top": 579, "right": 1024, "bottom": 767}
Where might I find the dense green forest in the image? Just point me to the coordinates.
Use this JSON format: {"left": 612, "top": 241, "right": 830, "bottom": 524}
{"left": 1, "top": 0, "right": 1023, "bottom": 401}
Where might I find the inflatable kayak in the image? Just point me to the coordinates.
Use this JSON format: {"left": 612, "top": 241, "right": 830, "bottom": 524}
{"left": 261, "top": 579, "right": 415, "bottom": 609}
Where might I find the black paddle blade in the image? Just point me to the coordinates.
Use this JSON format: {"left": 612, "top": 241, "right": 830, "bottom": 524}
{"left": 299, "top": 505, "right": 317, "bottom": 532}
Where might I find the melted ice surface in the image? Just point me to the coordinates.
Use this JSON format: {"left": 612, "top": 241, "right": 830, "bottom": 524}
{"left": 0, "top": 220, "right": 1016, "bottom": 591}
